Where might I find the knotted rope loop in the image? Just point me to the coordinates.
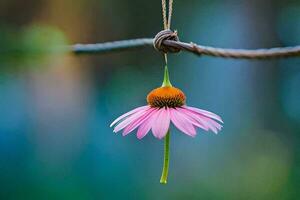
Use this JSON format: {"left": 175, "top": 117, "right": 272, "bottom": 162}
{"left": 153, "top": 29, "right": 181, "bottom": 53}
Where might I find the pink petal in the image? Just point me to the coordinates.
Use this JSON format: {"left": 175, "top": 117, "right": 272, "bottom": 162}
{"left": 136, "top": 110, "right": 158, "bottom": 139}
{"left": 176, "top": 107, "right": 209, "bottom": 131}
{"left": 151, "top": 107, "right": 171, "bottom": 139}
{"left": 122, "top": 108, "right": 157, "bottom": 136}
{"left": 110, "top": 106, "right": 149, "bottom": 127}
{"left": 183, "top": 108, "right": 223, "bottom": 134}
{"left": 183, "top": 106, "right": 223, "bottom": 123}
{"left": 113, "top": 107, "right": 151, "bottom": 133}
{"left": 170, "top": 108, "right": 196, "bottom": 137}
{"left": 204, "top": 117, "right": 223, "bottom": 132}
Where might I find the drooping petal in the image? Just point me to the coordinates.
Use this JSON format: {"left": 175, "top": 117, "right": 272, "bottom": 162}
{"left": 170, "top": 108, "right": 196, "bottom": 137}
{"left": 122, "top": 108, "right": 157, "bottom": 136}
{"left": 110, "top": 106, "right": 149, "bottom": 127}
{"left": 151, "top": 107, "right": 171, "bottom": 139}
{"left": 113, "top": 107, "right": 151, "bottom": 133}
{"left": 199, "top": 117, "right": 219, "bottom": 134}
{"left": 204, "top": 117, "right": 223, "bottom": 132}
{"left": 136, "top": 109, "right": 158, "bottom": 139}
{"left": 183, "top": 106, "right": 223, "bottom": 123}
{"left": 182, "top": 108, "right": 223, "bottom": 134}
{"left": 176, "top": 107, "right": 209, "bottom": 131}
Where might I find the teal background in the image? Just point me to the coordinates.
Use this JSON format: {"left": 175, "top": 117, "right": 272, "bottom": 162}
{"left": 1, "top": 0, "right": 300, "bottom": 199}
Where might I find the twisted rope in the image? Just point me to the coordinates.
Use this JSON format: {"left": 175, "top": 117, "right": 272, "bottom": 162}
{"left": 153, "top": 29, "right": 180, "bottom": 53}
{"left": 167, "top": 0, "right": 173, "bottom": 29}
{"left": 72, "top": 38, "right": 153, "bottom": 54}
{"left": 163, "top": 40, "right": 300, "bottom": 59}
{"left": 72, "top": 30, "right": 300, "bottom": 59}
{"left": 162, "top": 0, "right": 168, "bottom": 30}
{"left": 161, "top": 0, "right": 175, "bottom": 64}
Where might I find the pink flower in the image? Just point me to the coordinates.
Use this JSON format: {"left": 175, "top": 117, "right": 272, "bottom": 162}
{"left": 110, "top": 86, "right": 223, "bottom": 139}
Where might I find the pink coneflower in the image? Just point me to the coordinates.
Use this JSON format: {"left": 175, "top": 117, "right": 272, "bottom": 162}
{"left": 110, "top": 66, "right": 223, "bottom": 184}
{"left": 110, "top": 88, "right": 223, "bottom": 139}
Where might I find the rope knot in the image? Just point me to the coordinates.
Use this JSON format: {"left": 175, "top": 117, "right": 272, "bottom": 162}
{"left": 153, "top": 29, "right": 181, "bottom": 53}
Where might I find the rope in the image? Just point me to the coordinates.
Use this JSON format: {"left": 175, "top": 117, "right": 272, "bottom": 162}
{"left": 72, "top": 38, "right": 153, "bottom": 54}
{"left": 165, "top": 40, "right": 300, "bottom": 59}
{"left": 72, "top": 36, "right": 300, "bottom": 59}
{"left": 153, "top": 29, "right": 180, "bottom": 53}
{"left": 168, "top": 0, "right": 173, "bottom": 29}
{"left": 161, "top": 0, "right": 175, "bottom": 64}
{"left": 161, "top": 0, "right": 173, "bottom": 29}
{"left": 162, "top": 0, "right": 168, "bottom": 30}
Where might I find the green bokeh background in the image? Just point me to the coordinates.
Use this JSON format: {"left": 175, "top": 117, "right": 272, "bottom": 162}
{"left": 1, "top": 0, "right": 300, "bottom": 199}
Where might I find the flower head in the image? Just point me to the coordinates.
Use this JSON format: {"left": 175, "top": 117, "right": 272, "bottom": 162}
{"left": 110, "top": 84, "right": 223, "bottom": 139}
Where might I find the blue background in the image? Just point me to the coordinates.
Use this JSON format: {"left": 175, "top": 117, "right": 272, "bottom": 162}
{"left": 0, "top": 0, "right": 300, "bottom": 199}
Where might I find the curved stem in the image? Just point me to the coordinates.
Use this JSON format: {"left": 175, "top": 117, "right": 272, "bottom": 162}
{"left": 160, "top": 130, "right": 170, "bottom": 184}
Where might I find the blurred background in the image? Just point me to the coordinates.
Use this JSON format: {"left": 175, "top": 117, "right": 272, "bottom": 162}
{"left": 0, "top": 0, "right": 300, "bottom": 199}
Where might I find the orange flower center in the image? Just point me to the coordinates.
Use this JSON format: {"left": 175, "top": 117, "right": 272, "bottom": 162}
{"left": 147, "top": 86, "right": 186, "bottom": 108}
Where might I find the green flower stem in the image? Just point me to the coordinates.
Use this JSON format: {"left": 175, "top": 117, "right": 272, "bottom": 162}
{"left": 160, "top": 130, "right": 170, "bottom": 184}
{"left": 162, "top": 65, "right": 172, "bottom": 87}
